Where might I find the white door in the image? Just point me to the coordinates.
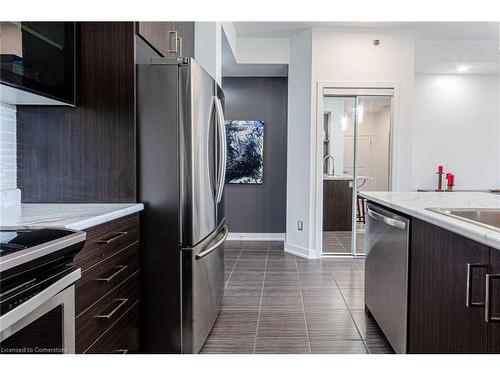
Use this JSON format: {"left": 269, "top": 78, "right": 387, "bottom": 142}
{"left": 344, "top": 135, "right": 372, "bottom": 191}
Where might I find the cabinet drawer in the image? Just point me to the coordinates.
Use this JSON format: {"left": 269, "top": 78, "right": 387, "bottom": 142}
{"left": 76, "top": 271, "right": 139, "bottom": 353}
{"left": 85, "top": 302, "right": 140, "bottom": 354}
{"left": 75, "top": 242, "right": 139, "bottom": 316}
{"left": 73, "top": 214, "right": 139, "bottom": 271}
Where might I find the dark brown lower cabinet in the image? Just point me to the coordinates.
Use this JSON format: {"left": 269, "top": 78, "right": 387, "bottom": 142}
{"left": 84, "top": 301, "right": 140, "bottom": 354}
{"left": 488, "top": 250, "right": 500, "bottom": 353}
{"left": 323, "top": 180, "right": 352, "bottom": 231}
{"left": 409, "top": 219, "right": 490, "bottom": 353}
{"left": 72, "top": 214, "right": 140, "bottom": 354}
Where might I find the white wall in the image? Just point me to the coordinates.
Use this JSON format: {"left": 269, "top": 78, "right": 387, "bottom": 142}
{"left": 342, "top": 108, "right": 391, "bottom": 191}
{"left": 0, "top": 102, "right": 20, "bottom": 205}
{"left": 285, "top": 29, "right": 314, "bottom": 258}
{"left": 236, "top": 37, "right": 289, "bottom": 64}
{"left": 0, "top": 103, "right": 16, "bottom": 190}
{"left": 323, "top": 97, "right": 346, "bottom": 175}
{"left": 194, "top": 22, "right": 222, "bottom": 85}
{"left": 412, "top": 74, "right": 500, "bottom": 190}
{"left": 311, "top": 28, "right": 415, "bottom": 191}
{"left": 371, "top": 109, "right": 391, "bottom": 191}
{"left": 286, "top": 28, "right": 415, "bottom": 257}
{"left": 498, "top": 79, "right": 500, "bottom": 186}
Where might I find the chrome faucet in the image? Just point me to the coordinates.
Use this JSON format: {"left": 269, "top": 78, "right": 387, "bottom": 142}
{"left": 323, "top": 154, "right": 335, "bottom": 176}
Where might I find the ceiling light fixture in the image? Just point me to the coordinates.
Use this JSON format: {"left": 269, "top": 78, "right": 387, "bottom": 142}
{"left": 456, "top": 65, "right": 470, "bottom": 73}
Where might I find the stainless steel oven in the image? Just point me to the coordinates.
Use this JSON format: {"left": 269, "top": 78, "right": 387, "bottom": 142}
{"left": 0, "top": 268, "right": 80, "bottom": 354}
{"left": 0, "top": 228, "right": 86, "bottom": 354}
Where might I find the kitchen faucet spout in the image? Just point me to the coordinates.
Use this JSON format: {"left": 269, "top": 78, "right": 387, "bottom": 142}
{"left": 323, "top": 154, "right": 335, "bottom": 176}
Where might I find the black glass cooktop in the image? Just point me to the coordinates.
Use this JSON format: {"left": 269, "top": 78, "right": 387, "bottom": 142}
{"left": 0, "top": 228, "right": 75, "bottom": 257}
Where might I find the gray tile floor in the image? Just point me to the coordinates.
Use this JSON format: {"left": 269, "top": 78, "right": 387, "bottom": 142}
{"left": 322, "top": 231, "right": 365, "bottom": 254}
{"left": 322, "top": 222, "right": 366, "bottom": 254}
{"left": 201, "top": 241, "right": 393, "bottom": 354}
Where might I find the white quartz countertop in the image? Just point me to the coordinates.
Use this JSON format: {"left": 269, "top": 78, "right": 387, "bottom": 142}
{"left": 323, "top": 174, "right": 372, "bottom": 181}
{"left": 359, "top": 191, "right": 500, "bottom": 250}
{"left": 0, "top": 203, "right": 144, "bottom": 230}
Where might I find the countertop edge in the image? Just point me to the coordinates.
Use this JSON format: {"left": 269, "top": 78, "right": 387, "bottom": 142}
{"left": 0, "top": 203, "right": 145, "bottom": 231}
{"left": 64, "top": 204, "right": 144, "bottom": 230}
{"left": 360, "top": 193, "right": 500, "bottom": 250}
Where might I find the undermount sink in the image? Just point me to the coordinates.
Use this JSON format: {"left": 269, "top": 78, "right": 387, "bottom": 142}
{"left": 427, "top": 208, "right": 500, "bottom": 232}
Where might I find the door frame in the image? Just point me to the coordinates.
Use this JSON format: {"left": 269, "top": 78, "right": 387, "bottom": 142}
{"left": 314, "top": 82, "right": 400, "bottom": 258}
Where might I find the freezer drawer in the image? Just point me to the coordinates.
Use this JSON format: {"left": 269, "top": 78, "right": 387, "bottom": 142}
{"left": 181, "top": 223, "right": 227, "bottom": 353}
{"left": 365, "top": 203, "right": 410, "bottom": 354}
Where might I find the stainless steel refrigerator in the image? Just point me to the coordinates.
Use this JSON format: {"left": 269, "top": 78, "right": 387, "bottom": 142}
{"left": 137, "top": 57, "right": 227, "bottom": 353}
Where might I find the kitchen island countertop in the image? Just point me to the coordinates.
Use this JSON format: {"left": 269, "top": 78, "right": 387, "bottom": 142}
{"left": 359, "top": 191, "right": 500, "bottom": 250}
{"left": 0, "top": 203, "right": 144, "bottom": 230}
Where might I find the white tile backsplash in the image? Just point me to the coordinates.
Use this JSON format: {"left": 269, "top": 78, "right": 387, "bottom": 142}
{"left": 0, "top": 102, "right": 19, "bottom": 205}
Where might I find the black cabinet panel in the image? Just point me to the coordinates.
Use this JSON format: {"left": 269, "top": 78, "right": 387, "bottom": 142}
{"left": 0, "top": 22, "right": 75, "bottom": 104}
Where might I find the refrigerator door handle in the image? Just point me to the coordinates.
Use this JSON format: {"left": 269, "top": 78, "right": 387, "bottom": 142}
{"left": 195, "top": 225, "right": 228, "bottom": 260}
{"left": 215, "top": 97, "right": 227, "bottom": 203}
{"left": 207, "top": 96, "right": 217, "bottom": 197}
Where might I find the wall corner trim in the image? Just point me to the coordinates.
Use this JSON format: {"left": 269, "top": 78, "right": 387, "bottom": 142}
{"left": 227, "top": 232, "right": 285, "bottom": 241}
{"left": 284, "top": 242, "right": 316, "bottom": 259}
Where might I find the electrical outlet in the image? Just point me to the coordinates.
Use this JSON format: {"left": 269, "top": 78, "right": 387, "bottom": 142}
{"left": 297, "top": 220, "right": 303, "bottom": 231}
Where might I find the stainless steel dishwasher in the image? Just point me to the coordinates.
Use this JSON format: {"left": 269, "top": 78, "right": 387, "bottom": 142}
{"left": 365, "top": 203, "right": 410, "bottom": 354}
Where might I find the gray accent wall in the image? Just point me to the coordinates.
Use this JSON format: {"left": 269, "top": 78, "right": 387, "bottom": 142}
{"left": 222, "top": 77, "right": 288, "bottom": 233}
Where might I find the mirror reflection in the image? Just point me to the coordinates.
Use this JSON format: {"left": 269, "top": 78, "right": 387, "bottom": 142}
{"left": 322, "top": 95, "right": 392, "bottom": 255}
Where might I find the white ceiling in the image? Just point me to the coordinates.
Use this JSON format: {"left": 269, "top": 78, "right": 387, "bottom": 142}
{"left": 233, "top": 22, "right": 500, "bottom": 41}
{"left": 222, "top": 28, "right": 288, "bottom": 77}
{"left": 223, "top": 22, "right": 500, "bottom": 77}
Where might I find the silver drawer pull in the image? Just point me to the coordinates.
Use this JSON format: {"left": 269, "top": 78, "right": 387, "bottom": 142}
{"left": 113, "top": 349, "right": 128, "bottom": 354}
{"left": 485, "top": 274, "right": 500, "bottom": 323}
{"left": 97, "top": 231, "right": 128, "bottom": 245}
{"left": 95, "top": 265, "right": 127, "bottom": 283}
{"left": 466, "top": 263, "right": 488, "bottom": 307}
{"left": 95, "top": 298, "right": 128, "bottom": 319}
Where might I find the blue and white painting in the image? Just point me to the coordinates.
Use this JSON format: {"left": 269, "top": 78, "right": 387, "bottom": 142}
{"left": 225, "top": 120, "right": 264, "bottom": 184}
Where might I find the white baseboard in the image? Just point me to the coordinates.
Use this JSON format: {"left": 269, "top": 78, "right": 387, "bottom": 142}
{"left": 284, "top": 242, "right": 317, "bottom": 259}
{"left": 227, "top": 232, "right": 285, "bottom": 241}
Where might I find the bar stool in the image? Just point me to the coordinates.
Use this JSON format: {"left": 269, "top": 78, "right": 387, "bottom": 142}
{"left": 357, "top": 195, "right": 366, "bottom": 223}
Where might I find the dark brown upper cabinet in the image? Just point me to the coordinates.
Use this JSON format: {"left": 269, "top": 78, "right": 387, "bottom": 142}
{"left": 17, "top": 22, "right": 136, "bottom": 203}
{"left": 0, "top": 22, "right": 75, "bottom": 105}
{"left": 409, "top": 218, "right": 500, "bottom": 353}
{"left": 136, "top": 22, "right": 194, "bottom": 58}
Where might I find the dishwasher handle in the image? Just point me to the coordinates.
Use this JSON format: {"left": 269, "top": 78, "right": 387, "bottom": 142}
{"left": 367, "top": 208, "right": 407, "bottom": 230}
